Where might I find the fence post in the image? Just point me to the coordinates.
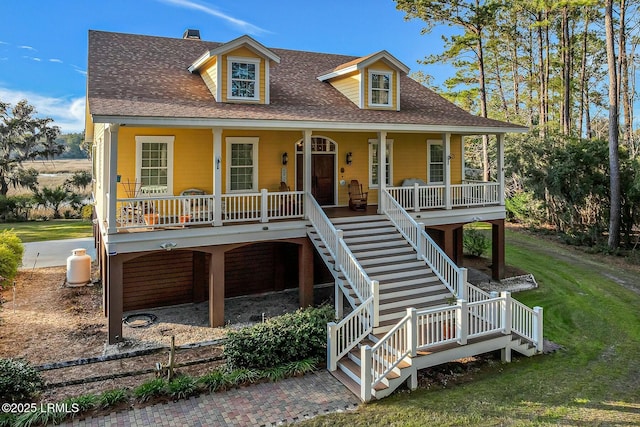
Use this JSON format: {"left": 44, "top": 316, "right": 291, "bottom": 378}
{"left": 361, "top": 345, "right": 372, "bottom": 402}
{"left": 413, "top": 183, "right": 420, "bottom": 211}
{"left": 416, "top": 222, "right": 425, "bottom": 260}
{"left": 459, "top": 268, "right": 468, "bottom": 300}
{"left": 327, "top": 322, "right": 338, "bottom": 371}
{"left": 501, "top": 291, "right": 512, "bottom": 335}
{"left": 407, "top": 307, "right": 417, "bottom": 356}
{"left": 372, "top": 280, "right": 380, "bottom": 328}
{"left": 534, "top": 306, "right": 544, "bottom": 353}
{"left": 260, "top": 189, "right": 269, "bottom": 223}
{"left": 335, "top": 230, "right": 343, "bottom": 272}
{"left": 335, "top": 279, "right": 344, "bottom": 319}
{"left": 456, "top": 299, "right": 468, "bottom": 345}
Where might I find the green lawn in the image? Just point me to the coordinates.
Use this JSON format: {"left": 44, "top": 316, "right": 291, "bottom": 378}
{"left": 0, "top": 220, "right": 93, "bottom": 242}
{"left": 302, "top": 230, "right": 640, "bottom": 426}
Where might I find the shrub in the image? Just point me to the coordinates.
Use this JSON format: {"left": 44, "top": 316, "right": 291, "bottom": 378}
{"left": 81, "top": 204, "right": 94, "bottom": 221}
{"left": 133, "top": 378, "right": 166, "bottom": 402}
{"left": 224, "top": 305, "right": 334, "bottom": 369}
{"left": 198, "top": 369, "right": 227, "bottom": 393}
{"left": 99, "top": 388, "right": 128, "bottom": 408}
{"left": 0, "top": 358, "right": 44, "bottom": 403}
{"left": 0, "top": 230, "right": 24, "bottom": 283}
{"left": 62, "top": 393, "right": 99, "bottom": 414}
{"left": 167, "top": 375, "right": 198, "bottom": 400}
{"left": 463, "top": 227, "right": 490, "bottom": 257}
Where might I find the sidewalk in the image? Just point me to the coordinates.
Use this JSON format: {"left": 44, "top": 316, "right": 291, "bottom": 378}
{"left": 63, "top": 371, "right": 360, "bottom": 427}
{"left": 21, "top": 237, "right": 96, "bottom": 269}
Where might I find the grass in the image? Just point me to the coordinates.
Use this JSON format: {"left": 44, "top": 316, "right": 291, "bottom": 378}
{"left": 300, "top": 229, "right": 640, "bottom": 426}
{"left": 0, "top": 220, "right": 92, "bottom": 242}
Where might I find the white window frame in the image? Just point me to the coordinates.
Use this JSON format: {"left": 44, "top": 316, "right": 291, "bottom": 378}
{"left": 135, "top": 136, "right": 174, "bottom": 196}
{"left": 227, "top": 56, "right": 261, "bottom": 101}
{"left": 226, "top": 137, "right": 259, "bottom": 193}
{"left": 427, "top": 139, "right": 444, "bottom": 184}
{"left": 368, "top": 70, "right": 393, "bottom": 107}
{"left": 368, "top": 139, "right": 393, "bottom": 188}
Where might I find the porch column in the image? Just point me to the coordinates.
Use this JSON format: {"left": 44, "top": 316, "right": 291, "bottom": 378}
{"left": 212, "top": 128, "right": 223, "bottom": 226}
{"left": 107, "top": 253, "right": 123, "bottom": 344}
{"left": 378, "top": 131, "right": 387, "bottom": 214}
{"left": 443, "top": 132, "right": 452, "bottom": 209}
{"left": 491, "top": 219, "right": 505, "bottom": 280}
{"left": 497, "top": 133, "right": 505, "bottom": 206}
{"left": 106, "top": 124, "right": 119, "bottom": 234}
{"left": 303, "top": 130, "right": 312, "bottom": 216}
{"left": 209, "top": 247, "right": 225, "bottom": 327}
{"left": 298, "top": 238, "right": 314, "bottom": 307}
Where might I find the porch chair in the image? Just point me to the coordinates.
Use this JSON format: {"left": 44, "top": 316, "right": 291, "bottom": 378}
{"left": 180, "top": 188, "right": 212, "bottom": 224}
{"left": 348, "top": 180, "right": 368, "bottom": 211}
{"left": 278, "top": 182, "right": 296, "bottom": 216}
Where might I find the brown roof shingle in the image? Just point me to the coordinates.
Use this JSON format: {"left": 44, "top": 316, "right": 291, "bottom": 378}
{"left": 87, "top": 30, "right": 524, "bottom": 131}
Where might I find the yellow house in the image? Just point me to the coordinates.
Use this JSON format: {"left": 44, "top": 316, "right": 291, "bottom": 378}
{"left": 86, "top": 30, "right": 542, "bottom": 400}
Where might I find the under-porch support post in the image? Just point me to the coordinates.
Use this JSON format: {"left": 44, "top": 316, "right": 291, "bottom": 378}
{"left": 497, "top": 133, "right": 505, "bottom": 206}
{"left": 213, "top": 128, "right": 223, "bottom": 226}
{"left": 209, "top": 247, "right": 225, "bottom": 327}
{"left": 303, "top": 130, "right": 312, "bottom": 217}
{"left": 106, "top": 124, "right": 119, "bottom": 234}
{"left": 443, "top": 132, "right": 452, "bottom": 210}
{"left": 298, "top": 238, "right": 314, "bottom": 308}
{"left": 107, "top": 253, "right": 123, "bottom": 344}
{"left": 491, "top": 219, "right": 505, "bottom": 280}
{"left": 378, "top": 131, "right": 387, "bottom": 214}
{"left": 454, "top": 226, "right": 464, "bottom": 264}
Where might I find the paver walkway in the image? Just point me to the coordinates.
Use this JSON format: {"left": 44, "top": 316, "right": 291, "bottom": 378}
{"left": 63, "top": 370, "right": 360, "bottom": 427}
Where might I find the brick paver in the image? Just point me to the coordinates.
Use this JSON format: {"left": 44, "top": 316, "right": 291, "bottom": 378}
{"left": 63, "top": 371, "right": 360, "bottom": 427}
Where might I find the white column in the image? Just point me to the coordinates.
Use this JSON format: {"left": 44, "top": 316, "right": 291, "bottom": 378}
{"left": 213, "top": 128, "right": 223, "bottom": 226}
{"left": 443, "top": 132, "right": 452, "bottom": 210}
{"left": 106, "top": 124, "right": 119, "bottom": 234}
{"left": 378, "top": 131, "right": 387, "bottom": 213}
{"left": 303, "top": 130, "right": 312, "bottom": 210}
{"left": 497, "top": 133, "right": 505, "bottom": 206}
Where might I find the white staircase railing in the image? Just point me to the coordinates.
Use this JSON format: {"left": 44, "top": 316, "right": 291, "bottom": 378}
{"left": 381, "top": 189, "right": 465, "bottom": 299}
{"left": 306, "top": 194, "right": 380, "bottom": 371}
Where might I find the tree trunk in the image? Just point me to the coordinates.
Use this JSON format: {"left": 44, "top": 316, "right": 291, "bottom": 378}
{"left": 537, "top": 13, "right": 547, "bottom": 134}
{"left": 618, "top": 0, "right": 632, "bottom": 151}
{"left": 561, "top": 5, "right": 571, "bottom": 135}
{"left": 578, "top": 12, "right": 590, "bottom": 139}
{"left": 477, "top": 27, "right": 490, "bottom": 181}
{"left": 605, "top": 0, "right": 621, "bottom": 250}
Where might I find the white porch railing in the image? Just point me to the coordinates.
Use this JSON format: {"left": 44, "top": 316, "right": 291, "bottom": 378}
{"left": 387, "top": 181, "right": 501, "bottom": 211}
{"left": 115, "top": 189, "right": 304, "bottom": 230}
{"left": 359, "top": 294, "right": 544, "bottom": 400}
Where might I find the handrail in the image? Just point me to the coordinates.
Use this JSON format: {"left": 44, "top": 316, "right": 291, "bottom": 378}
{"left": 305, "top": 193, "right": 340, "bottom": 262}
{"left": 382, "top": 189, "right": 464, "bottom": 298}
{"left": 327, "top": 296, "right": 374, "bottom": 370}
{"left": 368, "top": 310, "right": 412, "bottom": 389}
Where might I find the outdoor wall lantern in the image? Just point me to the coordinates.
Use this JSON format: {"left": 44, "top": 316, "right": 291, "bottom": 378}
{"left": 346, "top": 152, "right": 353, "bottom": 165}
{"left": 160, "top": 242, "right": 177, "bottom": 251}
{"left": 282, "top": 152, "right": 288, "bottom": 165}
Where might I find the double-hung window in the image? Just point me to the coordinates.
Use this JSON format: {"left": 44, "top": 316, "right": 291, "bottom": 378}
{"left": 135, "top": 136, "right": 174, "bottom": 195}
{"left": 369, "top": 139, "right": 393, "bottom": 187}
{"left": 228, "top": 57, "right": 260, "bottom": 101}
{"left": 226, "top": 137, "right": 258, "bottom": 192}
{"left": 427, "top": 140, "right": 444, "bottom": 184}
{"left": 369, "top": 71, "right": 392, "bottom": 107}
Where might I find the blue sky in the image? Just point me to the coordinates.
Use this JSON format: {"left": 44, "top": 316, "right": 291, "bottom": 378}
{"left": 0, "top": 0, "right": 455, "bottom": 134}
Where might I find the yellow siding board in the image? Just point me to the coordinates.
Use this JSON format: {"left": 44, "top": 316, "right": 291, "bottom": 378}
{"left": 329, "top": 71, "right": 361, "bottom": 106}
{"left": 200, "top": 58, "right": 218, "bottom": 99}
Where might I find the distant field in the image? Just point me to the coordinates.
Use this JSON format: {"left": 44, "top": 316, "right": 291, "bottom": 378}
{"left": 7, "top": 159, "right": 91, "bottom": 197}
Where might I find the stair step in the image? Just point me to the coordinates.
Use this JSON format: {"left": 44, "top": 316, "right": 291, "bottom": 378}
{"left": 351, "top": 243, "right": 413, "bottom": 256}
{"left": 378, "top": 299, "right": 450, "bottom": 322}
{"left": 338, "top": 358, "right": 388, "bottom": 391}
{"left": 359, "top": 253, "right": 416, "bottom": 266}
{"left": 377, "top": 275, "right": 440, "bottom": 289}
{"left": 379, "top": 291, "right": 452, "bottom": 310}
{"left": 343, "top": 226, "right": 398, "bottom": 237}
{"left": 346, "top": 240, "right": 409, "bottom": 251}
{"left": 329, "top": 368, "right": 361, "bottom": 398}
{"left": 365, "top": 260, "right": 427, "bottom": 274}
{"left": 345, "top": 234, "right": 402, "bottom": 244}
{"left": 371, "top": 269, "right": 435, "bottom": 282}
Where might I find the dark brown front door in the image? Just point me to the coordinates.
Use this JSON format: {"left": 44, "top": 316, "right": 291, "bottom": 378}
{"left": 296, "top": 153, "right": 335, "bottom": 205}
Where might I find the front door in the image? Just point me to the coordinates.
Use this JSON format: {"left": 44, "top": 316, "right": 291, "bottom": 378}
{"left": 296, "top": 153, "right": 336, "bottom": 205}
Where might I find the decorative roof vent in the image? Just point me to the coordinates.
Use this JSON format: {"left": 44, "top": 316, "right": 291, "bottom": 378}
{"left": 183, "top": 29, "right": 201, "bottom": 40}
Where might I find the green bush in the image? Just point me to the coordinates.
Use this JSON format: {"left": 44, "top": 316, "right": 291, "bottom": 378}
{"left": 224, "top": 305, "right": 334, "bottom": 369}
{"left": 0, "top": 358, "right": 44, "bottom": 403}
{"left": 463, "top": 227, "right": 491, "bottom": 257}
{"left": 81, "top": 204, "right": 94, "bottom": 221}
{"left": 167, "top": 375, "right": 198, "bottom": 400}
{"left": 133, "top": 378, "right": 166, "bottom": 402}
{"left": 0, "top": 230, "right": 24, "bottom": 283}
{"left": 99, "top": 388, "right": 128, "bottom": 408}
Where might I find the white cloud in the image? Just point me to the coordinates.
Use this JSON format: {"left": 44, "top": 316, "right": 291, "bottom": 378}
{"left": 0, "top": 87, "right": 85, "bottom": 133}
{"left": 157, "top": 0, "right": 269, "bottom": 35}
{"left": 49, "top": 58, "right": 63, "bottom": 63}
{"left": 22, "top": 56, "right": 41, "bottom": 62}
{"left": 0, "top": 41, "right": 8, "bottom": 45}
{"left": 18, "top": 45, "right": 36, "bottom": 51}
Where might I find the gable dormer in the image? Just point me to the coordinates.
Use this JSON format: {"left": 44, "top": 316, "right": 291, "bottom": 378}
{"left": 188, "top": 35, "right": 280, "bottom": 104}
{"left": 317, "top": 51, "right": 409, "bottom": 111}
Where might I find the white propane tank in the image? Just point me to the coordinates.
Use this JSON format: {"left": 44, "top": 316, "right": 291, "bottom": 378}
{"left": 66, "top": 248, "right": 91, "bottom": 286}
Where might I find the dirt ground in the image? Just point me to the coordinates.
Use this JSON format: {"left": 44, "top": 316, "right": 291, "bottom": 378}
{"left": 0, "top": 256, "right": 519, "bottom": 403}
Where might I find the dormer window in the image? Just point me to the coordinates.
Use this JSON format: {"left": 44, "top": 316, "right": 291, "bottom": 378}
{"left": 369, "top": 71, "right": 392, "bottom": 106}
{"left": 228, "top": 57, "right": 260, "bottom": 101}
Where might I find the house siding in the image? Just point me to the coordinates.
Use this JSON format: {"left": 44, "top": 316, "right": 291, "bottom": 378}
{"left": 199, "top": 57, "right": 218, "bottom": 100}
{"left": 329, "top": 71, "right": 361, "bottom": 107}
{"left": 364, "top": 60, "right": 397, "bottom": 110}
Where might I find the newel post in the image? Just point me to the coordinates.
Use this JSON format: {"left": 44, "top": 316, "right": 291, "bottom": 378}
{"left": 501, "top": 291, "right": 512, "bottom": 334}
{"left": 361, "top": 345, "right": 373, "bottom": 402}
{"left": 459, "top": 268, "right": 468, "bottom": 300}
{"left": 372, "top": 280, "right": 380, "bottom": 327}
{"left": 534, "top": 306, "right": 544, "bottom": 353}
{"left": 260, "top": 189, "right": 269, "bottom": 222}
{"left": 416, "top": 222, "right": 425, "bottom": 260}
{"left": 335, "top": 279, "right": 344, "bottom": 319}
{"left": 335, "top": 230, "right": 344, "bottom": 272}
{"left": 456, "top": 299, "right": 468, "bottom": 345}
{"left": 407, "top": 307, "right": 417, "bottom": 356}
{"left": 327, "top": 322, "right": 338, "bottom": 371}
{"left": 413, "top": 183, "right": 420, "bottom": 212}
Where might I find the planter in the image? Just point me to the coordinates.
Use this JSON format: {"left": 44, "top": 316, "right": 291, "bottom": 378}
{"left": 143, "top": 213, "right": 159, "bottom": 225}
{"left": 179, "top": 215, "right": 191, "bottom": 224}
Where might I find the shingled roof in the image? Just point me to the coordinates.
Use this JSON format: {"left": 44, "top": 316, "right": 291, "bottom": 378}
{"left": 87, "top": 30, "right": 525, "bottom": 132}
